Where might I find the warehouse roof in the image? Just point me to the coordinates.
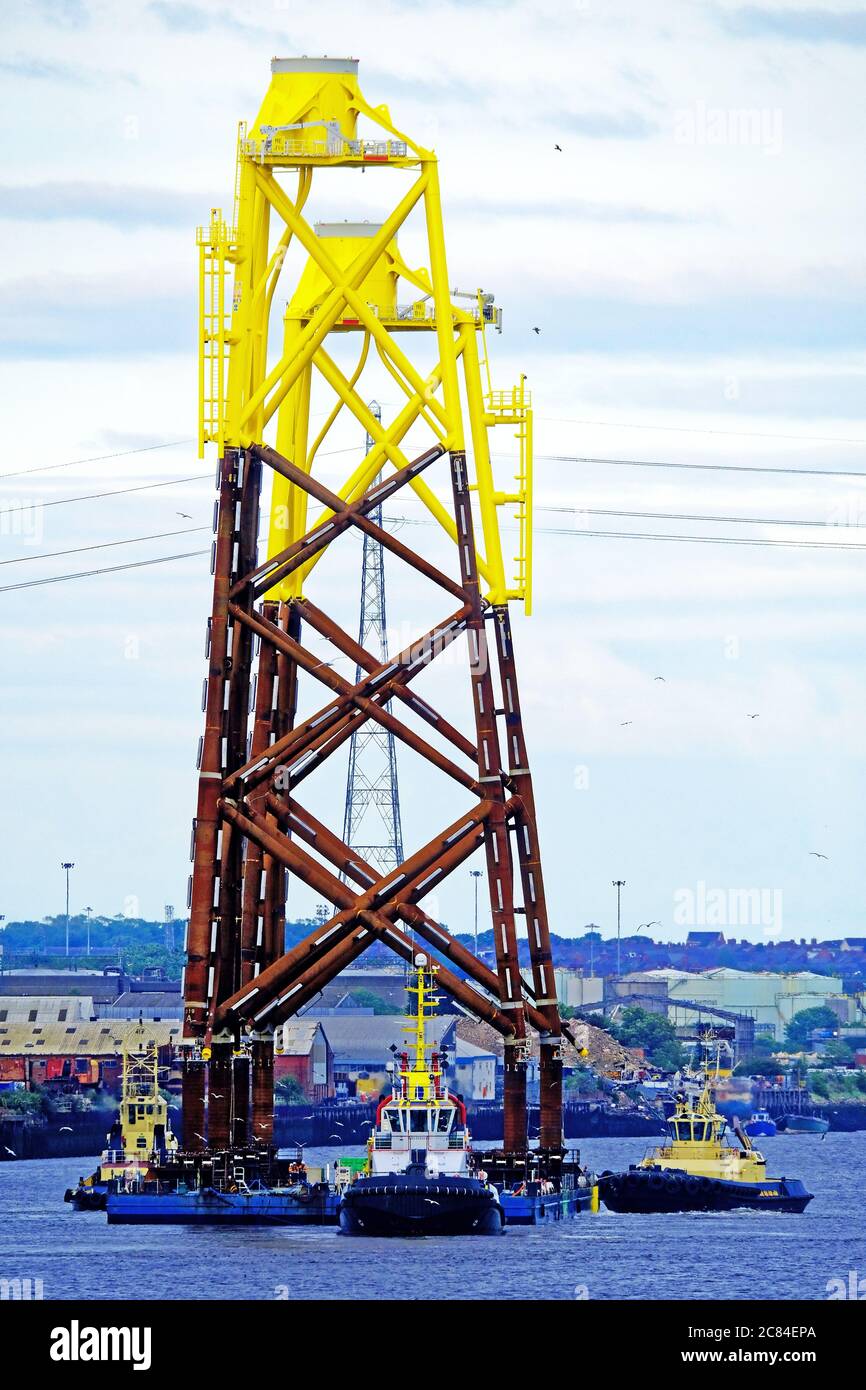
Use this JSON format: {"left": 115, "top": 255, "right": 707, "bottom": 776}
{"left": 0, "top": 971, "right": 125, "bottom": 1000}
{"left": 0, "top": 996, "right": 95, "bottom": 1024}
{"left": 0, "top": 1020, "right": 181, "bottom": 1055}
{"left": 304, "top": 1013, "right": 454, "bottom": 1062}
{"left": 97, "top": 992, "right": 183, "bottom": 1018}
{"left": 277, "top": 1019, "right": 330, "bottom": 1056}
{"left": 454, "top": 1038, "right": 496, "bottom": 1060}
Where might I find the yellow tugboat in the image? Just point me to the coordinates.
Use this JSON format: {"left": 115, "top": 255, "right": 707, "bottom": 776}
{"left": 598, "top": 1036, "right": 813, "bottom": 1214}
{"left": 64, "top": 1023, "right": 178, "bottom": 1211}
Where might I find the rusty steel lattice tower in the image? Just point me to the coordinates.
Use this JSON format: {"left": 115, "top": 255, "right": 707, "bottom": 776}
{"left": 341, "top": 403, "right": 405, "bottom": 878}
{"left": 184, "top": 56, "right": 563, "bottom": 1159}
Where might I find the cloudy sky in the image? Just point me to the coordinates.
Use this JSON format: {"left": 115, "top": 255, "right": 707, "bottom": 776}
{"left": 1, "top": 0, "right": 865, "bottom": 945}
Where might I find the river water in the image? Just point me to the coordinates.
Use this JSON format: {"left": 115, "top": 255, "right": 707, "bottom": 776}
{"left": 1, "top": 1132, "right": 863, "bottom": 1301}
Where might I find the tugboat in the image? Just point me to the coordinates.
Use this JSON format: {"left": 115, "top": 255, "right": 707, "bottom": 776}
{"left": 339, "top": 956, "right": 504, "bottom": 1236}
{"left": 598, "top": 1038, "right": 813, "bottom": 1214}
{"left": 744, "top": 1109, "right": 777, "bottom": 1138}
{"left": 64, "top": 1023, "right": 178, "bottom": 1211}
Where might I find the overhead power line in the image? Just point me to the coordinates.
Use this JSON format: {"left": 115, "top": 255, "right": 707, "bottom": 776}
{"left": 0, "top": 473, "right": 212, "bottom": 516}
{"left": 0, "top": 439, "right": 195, "bottom": 481}
{"left": 0, "top": 524, "right": 211, "bottom": 566}
{"left": 3, "top": 517, "right": 866, "bottom": 595}
{"left": 536, "top": 453, "right": 866, "bottom": 480}
{"left": 537, "top": 416, "right": 866, "bottom": 447}
{"left": 536, "top": 526, "right": 866, "bottom": 552}
{"left": 0, "top": 549, "right": 210, "bottom": 594}
{"left": 389, "top": 514, "right": 866, "bottom": 550}
{"left": 544, "top": 505, "right": 859, "bottom": 530}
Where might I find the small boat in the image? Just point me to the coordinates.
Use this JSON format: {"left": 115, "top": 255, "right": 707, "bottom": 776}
{"left": 338, "top": 956, "right": 503, "bottom": 1236}
{"left": 597, "top": 1036, "right": 813, "bottom": 1214}
{"left": 64, "top": 1023, "right": 179, "bottom": 1211}
{"left": 780, "top": 1113, "right": 830, "bottom": 1135}
{"left": 744, "top": 1109, "right": 777, "bottom": 1138}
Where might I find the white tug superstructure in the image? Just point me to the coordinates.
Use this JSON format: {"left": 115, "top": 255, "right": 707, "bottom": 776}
{"left": 368, "top": 959, "right": 473, "bottom": 1178}
{"left": 340, "top": 954, "right": 503, "bottom": 1234}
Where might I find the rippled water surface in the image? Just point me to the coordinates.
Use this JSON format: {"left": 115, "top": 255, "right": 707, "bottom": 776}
{"left": 0, "top": 1132, "right": 863, "bottom": 1300}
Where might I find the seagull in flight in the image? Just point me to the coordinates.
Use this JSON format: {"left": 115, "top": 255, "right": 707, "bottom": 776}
{"left": 620, "top": 720, "right": 633, "bottom": 726}
{"left": 637, "top": 921, "right": 661, "bottom": 932}
{"left": 59, "top": 1126, "right": 73, "bottom": 1133}
{"left": 747, "top": 713, "right": 760, "bottom": 719}
{"left": 554, "top": 143, "right": 562, "bottom": 152}
{"left": 176, "top": 511, "right": 193, "bottom": 519}
{"left": 653, "top": 676, "right": 666, "bottom": 682}
{"left": 532, "top": 326, "right": 541, "bottom": 334}
{"left": 809, "top": 851, "right": 829, "bottom": 860}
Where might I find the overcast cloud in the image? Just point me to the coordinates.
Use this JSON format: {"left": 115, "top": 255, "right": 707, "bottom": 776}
{"left": 0, "top": 0, "right": 864, "bottom": 945}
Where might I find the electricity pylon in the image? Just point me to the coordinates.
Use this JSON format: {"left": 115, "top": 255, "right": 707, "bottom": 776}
{"left": 341, "top": 403, "right": 405, "bottom": 878}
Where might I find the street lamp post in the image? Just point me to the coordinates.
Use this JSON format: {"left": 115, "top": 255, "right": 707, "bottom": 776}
{"left": 470, "top": 869, "right": 483, "bottom": 956}
{"left": 61, "top": 862, "right": 75, "bottom": 957}
{"left": 612, "top": 880, "right": 626, "bottom": 978}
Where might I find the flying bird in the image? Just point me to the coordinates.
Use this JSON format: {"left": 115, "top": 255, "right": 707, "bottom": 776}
{"left": 176, "top": 511, "right": 193, "bottom": 519}
{"left": 328, "top": 1133, "right": 343, "bottom": 1142}
{"left": 620, "top": 720, "right": 633, "bottom": 726}
{"left": 637, "top": 921, "right": 661, "bottom": 932}
{"left": 809, "top": 852, "right": 829, "bottom": 860}
{"left": 59, "top": 1126, "right": 73, "bottom": 1133}
{"left": 424, "top": 1198, "right": 440, "bottom": 1206}
{"left": 653, "top": 676, "right": 666, "bottom": 682}
{"left": 4, "top": 1146, "right": 16, "bottom": 1156}
{"left": 554, "top": 143, "right": 562, "bottom": 151}
{"left": 747, "top": 713, "right": 760, "bottom": 719}
{"left": 532, "top": 326, "right": 541, "bottom": 334}
{"left": 209, "top": 1093, "right": 224, "bottom": 1100}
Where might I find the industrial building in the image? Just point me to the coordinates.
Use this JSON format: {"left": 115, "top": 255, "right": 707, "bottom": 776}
{"left": 453, "top": 1038, "right": 497, "bottom": 1101}
{"left": 305, "top": 1015, "right": 457, "bottom": 1102}
{"left": 274, "top": 1020, "right": 334, "bottom": 1100}
{"left": 0, "top": 996, "right": 95, "bottom": 1025}
{"left": 553, "top": 969, "right": 604, "bottom": 1013}
{"left": 0, "top": 1020, "right": 181, "bottom": 1091}
{"left": 619, "top": 967, "right": 855, "bottom": 1042}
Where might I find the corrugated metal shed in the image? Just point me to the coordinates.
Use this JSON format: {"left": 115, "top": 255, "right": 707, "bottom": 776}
{"left": 0, "top": 1020, "right": 181, "bottom": 1055}
{"left": 0, "top": 996, "right": 95, "bottom": 1024}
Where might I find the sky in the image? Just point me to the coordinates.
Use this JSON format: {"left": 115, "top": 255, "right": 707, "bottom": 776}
{"left": 1, "top": 0, "right": 865, "bottom": 945}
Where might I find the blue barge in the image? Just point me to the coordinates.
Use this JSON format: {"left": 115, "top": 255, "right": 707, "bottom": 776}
{"left": 106, "top": 1182, "right": 340, "bottom": 1225}
{"left": 500, "top": 1183, "right": 594, "bottom": 1224}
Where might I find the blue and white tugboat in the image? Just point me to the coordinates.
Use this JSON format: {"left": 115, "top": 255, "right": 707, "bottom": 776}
{"left": 744, "top": 1109, "right": 777, "bottom": 1138}
{"left": 339, "top": 956, "right": 504, "bottom": 1236}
